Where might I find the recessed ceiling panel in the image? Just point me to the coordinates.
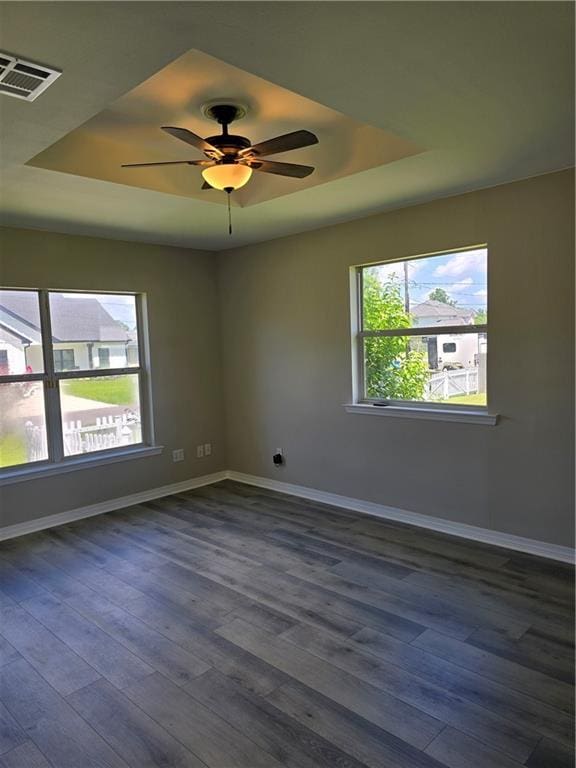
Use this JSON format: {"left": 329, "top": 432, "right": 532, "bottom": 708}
{"left": 27, "top": 48, "right": 423, "bottom": 207}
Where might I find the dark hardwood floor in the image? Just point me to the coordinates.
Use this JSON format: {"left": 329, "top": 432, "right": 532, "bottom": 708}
{"left": 0, "top": 480, "right": 573, "bottom": 768}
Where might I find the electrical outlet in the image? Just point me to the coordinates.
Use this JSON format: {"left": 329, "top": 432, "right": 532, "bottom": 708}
{"left": 273, "top": 448, "right": 284, "bottom": 467}
{"left": 204, "top": 443, "right": 212, "bottom": 456}
{"left": 196, "top": 445, "right": 204, "bottom": 458}
{"left": 172, "top": 448, "right": 184, "bottom": 462}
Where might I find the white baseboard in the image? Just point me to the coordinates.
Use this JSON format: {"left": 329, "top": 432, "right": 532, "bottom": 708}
{"left": 0, "top": 471, "right": 227, "bottom": 542}
{"left": 226, "top": 470, "right": 575, "bottom": 564}
{"left": 1, "top": 467, "right": 573, "bottom": 564}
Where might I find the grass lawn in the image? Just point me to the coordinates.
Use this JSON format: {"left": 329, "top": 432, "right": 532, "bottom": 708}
{"left": 64, "top": 376, "right": 136, "bottom": 406}
{"left": 447, "top": 393, "right": 486, "bottom": 405}
{"left": 0, "top": 434, "right": 27, "bottom": 468}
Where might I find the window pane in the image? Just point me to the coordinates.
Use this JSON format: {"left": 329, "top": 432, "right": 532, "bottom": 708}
{"left": 362, "top": 248, "right": 487, "bottom": 331}
{"left": 0, "top": 382, "right": 48, "bottom": 467}
{"left": 49, "top": 292, "right": 139, "bottom": 371}
{"left": 0, "top": 290, "right": 44, "bottom": 375}
{"left": 364, "top": 332, "right": 487, "bottom": 406}
{"left": 60, "top": 374, "right": 141, "bottom": 456}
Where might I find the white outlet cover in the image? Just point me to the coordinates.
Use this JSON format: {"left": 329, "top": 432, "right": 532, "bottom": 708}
{"left": 204, "top": 443, "right": 212, "bottom": 456}
{"left": 196, "top": 445, "right": 204, "bottom": 458}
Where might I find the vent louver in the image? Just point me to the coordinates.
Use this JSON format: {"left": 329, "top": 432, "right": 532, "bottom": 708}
{"left": 0, "top": 53, "right": 61, "bottom": 101}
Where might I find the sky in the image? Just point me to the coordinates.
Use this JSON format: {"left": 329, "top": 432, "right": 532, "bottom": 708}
{"left": 367, "top": 247, "right": 488, "bottom": 314}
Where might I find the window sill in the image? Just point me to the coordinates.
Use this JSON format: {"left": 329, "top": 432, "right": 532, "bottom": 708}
{"left": 0, "top": 445, "right": 164, "bottom": 486}
{"left": 344, "top": 403, "right": 498, "bottom": 425}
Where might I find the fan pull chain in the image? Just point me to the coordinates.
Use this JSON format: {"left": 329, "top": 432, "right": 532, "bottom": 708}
{"left": 225, "top": 189, "right": 233, "bottom": 235}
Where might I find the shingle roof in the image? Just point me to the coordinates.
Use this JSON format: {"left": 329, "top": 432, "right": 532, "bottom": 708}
{"left": 0, "top": 292, "right": 128, "bottom": 342}
{"left": 411, "top": 299, "right": 474, "bottom": 321}
{"left": 0, "top": 292, "right": 42, "bottom": 343}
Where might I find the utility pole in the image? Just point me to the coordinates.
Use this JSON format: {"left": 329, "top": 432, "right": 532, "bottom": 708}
{"left": 403, "top": 261, "right": 410, "bottom": 314}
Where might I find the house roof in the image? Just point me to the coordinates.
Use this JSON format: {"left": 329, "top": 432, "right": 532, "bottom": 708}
{"left": 0, "top": 292, "right": 128, "bottom": 342}
{"left": 0, "top": 292, "right": 43, "bottom": 344}
{"left": 411, "top": 300, "right": 474, "bottom": 325}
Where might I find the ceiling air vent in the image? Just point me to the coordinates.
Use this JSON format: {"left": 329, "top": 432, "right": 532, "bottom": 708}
{"left": 0, "top": 53, "right": 61, "bottom": 101}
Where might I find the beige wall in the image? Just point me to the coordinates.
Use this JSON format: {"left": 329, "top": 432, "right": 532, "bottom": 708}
{"left": 0, "top": 227, "right": 225, "bottom": 528}
{"left": 218, "top": 170, "right": 575, "bottom": 547}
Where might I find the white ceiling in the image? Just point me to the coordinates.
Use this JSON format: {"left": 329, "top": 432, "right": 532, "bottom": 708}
{"left": 0, "top": 2, "right": 573, "bottom": 251}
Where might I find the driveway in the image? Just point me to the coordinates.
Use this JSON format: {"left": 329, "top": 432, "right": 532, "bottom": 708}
{"left": 14, "top": 391, "right": 128, "bottom": 426}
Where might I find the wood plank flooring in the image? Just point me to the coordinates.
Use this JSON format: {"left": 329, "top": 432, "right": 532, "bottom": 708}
{"left": 0, "top": 480, "right": 573, "bottom": 768}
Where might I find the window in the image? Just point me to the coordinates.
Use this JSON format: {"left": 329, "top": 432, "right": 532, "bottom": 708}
{"left": 98, "top": 348, "right": 110, "bottom": 368}
{"left": 54, "top": 348, "right": 76, "bottom": 371}
{"left": 0, "top": 289, "right": 151, "bottom": 471}
{"left": 126, "top": 345, "right": 139, "bottom": 365}
{"left": 354, "top": 246, "right": 488, "bottom": 408}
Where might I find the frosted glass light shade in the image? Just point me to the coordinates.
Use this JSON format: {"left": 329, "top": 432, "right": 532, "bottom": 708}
{"left": 202, "top": 164, "right": 252, "bottom": 191}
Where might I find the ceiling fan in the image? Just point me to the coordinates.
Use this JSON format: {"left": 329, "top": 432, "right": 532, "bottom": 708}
{"left": 121, "top": 103, "right": 319, "bottom": 194}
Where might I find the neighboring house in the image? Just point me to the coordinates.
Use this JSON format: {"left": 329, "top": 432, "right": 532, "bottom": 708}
{"left": 0, "top": 293, "right": 132, "bottom": 374}
{"left": 411, "top": 299, "right": 480, "bottom": 370}
{"left": 411, "top": 299, "right": 475, "bottom": 328}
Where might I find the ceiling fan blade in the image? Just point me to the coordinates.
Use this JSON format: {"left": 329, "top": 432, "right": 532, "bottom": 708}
{"left": 240, "top": 130, "right": 318, "bottom": 158}
{"left": 244, "top": 159, "right": 314, "bottom": 178}
{"left": 121, "top": 160, "right": 214, "bottom": 168}
{"left": 161, "top": 126, "right": 224, "bottom": 158}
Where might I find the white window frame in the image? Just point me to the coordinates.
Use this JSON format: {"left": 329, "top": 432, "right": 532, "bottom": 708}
{"left": 0, "top": 288, "right": 159, "bottom": 481}
{"left": 348, "top": 246, "right": 497, "bottom": 425}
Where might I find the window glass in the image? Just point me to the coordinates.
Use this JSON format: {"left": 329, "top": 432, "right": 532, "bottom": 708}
{"left": 0, "top": 290, "right": 44, "bottom": 375}
{"left": 54, "top": 348, "right": 76, "bottom": 372}
{"left": 98, "top": 348, "right": 111, "bottom": 368}
{"left": 0, "top": 382, "right": 48, "bottom": 467}
{"left": 362, "top": 248, "right": 487, "bottom": 331}
{"left": 364, "top": 332, "right": 487, "bottom": 405}
{"left": 59, "top": 374, "right": 141, "bottom": 456}
{"left": 358, "top": 247, "right": 488, "bottom": 406}
{"left": 1, "top": 288, "right": 149, "bottom": 473}
{"left": 49, "top": 292, "right": 139, "bottom": 371}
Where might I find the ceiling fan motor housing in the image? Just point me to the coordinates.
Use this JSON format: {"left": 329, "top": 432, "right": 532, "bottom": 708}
{"left": 205, "top": 134, "right": 251, "bottom": 159}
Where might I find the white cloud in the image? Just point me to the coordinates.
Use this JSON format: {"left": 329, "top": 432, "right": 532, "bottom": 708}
{"left": 474, "top": 288, "right": 488, "bottom": 298}
{"left": 372, "top": 263, "right": 404, "bottom": 283}
{"left": 371, "top": 258, "right": 424, "bottom": 283}
{"left": 407, "top": 259, "right": 424, "bottom": 273}
{"left": 433, "top": 249, "right": 487, "bottom": 277}
{"left": 450, "top": 277, "right": 473, "bottom": 293}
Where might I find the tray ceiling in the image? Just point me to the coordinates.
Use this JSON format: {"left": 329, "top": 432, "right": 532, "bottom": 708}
{"left": 27, "top": 49, "right": 422, "bottom": 208}
{"left": 0, "top": 2, "right": 573, "bottom": 250}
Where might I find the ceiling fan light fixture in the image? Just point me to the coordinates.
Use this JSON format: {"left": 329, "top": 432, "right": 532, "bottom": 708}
{"left": 201, "top": 163, "right": 252, "bottom": 191}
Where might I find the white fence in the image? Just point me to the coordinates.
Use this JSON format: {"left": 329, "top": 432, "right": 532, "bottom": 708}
{"left": 26, "top": 412, "right": 141, "bottom": 460}
{"left": 63, "top": 413, "right": 141, "bottom": 456}
{"left": 426, "top": 367, "right": 479, "bottom": 400}
{"left": 25, "top": 422, "right": 48, "bottom": 462}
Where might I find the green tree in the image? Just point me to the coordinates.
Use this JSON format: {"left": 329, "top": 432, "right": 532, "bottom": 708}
{"left": 474, "top": 308, "right": 487, "bottom": 325}
{"left": 428, "top": 287, "right": 457, "bottom": 306}
{"left": 363, "top": 272, "right": 428, "bottom": 400}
